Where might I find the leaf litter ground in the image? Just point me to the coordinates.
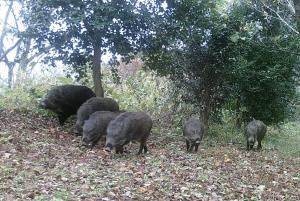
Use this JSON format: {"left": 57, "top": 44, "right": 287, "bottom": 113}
{"left": 0, "top": 110, "right": 299, "bottom": 200}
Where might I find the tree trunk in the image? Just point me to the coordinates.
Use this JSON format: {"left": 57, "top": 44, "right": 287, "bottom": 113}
{"left": 0, "top": 1, "right": 13, "bottom": 56}
{"left": 200, "top": 105, "right": 209, "bottom": 135}
{"left": 8, "top": 65, "right": 14, "bottom": 88}
{"left": 294, "top": 0, "right": 300, "bottom": 32}
{"left": 92, "top": 45, "right": 104, "bottom": 97}
{"left": 200, "top": 87, "right": 213, "bottom": 135}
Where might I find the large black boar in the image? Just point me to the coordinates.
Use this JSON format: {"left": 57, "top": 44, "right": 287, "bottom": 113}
{"left": 245, "top": 119, "right": 267, "bottom": 150}
{"left": 183, "top": 118, "right": 204, "bottom": 152}
{"left": 105, "top": 112, "right": 152, "bottom": 154}
{"left": 40, "top": 85, "right": 95, "bottom": 125}
{"left": 75, "top": 97, "right": 119, "bottom": 133}
{"left": 82, "top": 111, "right": 124, "bottom": 148}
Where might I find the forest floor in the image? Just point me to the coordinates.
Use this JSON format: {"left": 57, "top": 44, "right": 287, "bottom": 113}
{"left": 0, "top": 110, "right": 299, "bottom": 200}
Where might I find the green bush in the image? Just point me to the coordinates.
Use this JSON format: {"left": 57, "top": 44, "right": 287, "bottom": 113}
{"left": 0, "top": 75, "right": 74, "bottom": 113}
{"left": 102, "top": 68, "right": 205, "bottom": 137}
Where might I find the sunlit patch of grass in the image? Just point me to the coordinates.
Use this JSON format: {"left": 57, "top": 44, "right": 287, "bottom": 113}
{"left": 206, "top": 123, "right": 244, "bottom": 146}
{"left": 201, "top": 121, "right": 300, "bottom": 157}
{"left": 32, "top": 195, "right": 48, "bottom": 201}
{"left": 0, "top": 166, "right": 17, "bottom": 180}
{"left": 265, "top": 122, "right": 300, "bottom": 157}
{"left": 197, "top": 174, "right": 209, "bottom": 182}
{"left": 53, "top": 190, "right": 69, "bottom": 200}
{"left": 184, "top": 151, "right": 204, "bottom": 161}
{"left": 146, "top": 156, "right": 163, "bottom": 167}
{"left": 0, "top": 130, "right": 13, "bottom": 144}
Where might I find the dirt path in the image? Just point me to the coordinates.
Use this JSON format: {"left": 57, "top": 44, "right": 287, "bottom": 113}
{"left": 0, "top": 110, "right": 299, "bottom": 200}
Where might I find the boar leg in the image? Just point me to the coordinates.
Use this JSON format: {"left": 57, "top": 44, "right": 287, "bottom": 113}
{"left": 58, "top": 114, "right": 68, "bottom": 125}
{"left": 116, "top": 146, "right": 124, "bottom": 154}
{"left": 189, "top": 144, "right": 194, "bottom": 153}
{"left": 257, "top": 140, "right": 262, "bottom": 150}
{"left": 186, "top": 140, "right": 190, "bottom": 151}
{"left": 138, "top": 140, "right": 147, "bottom": 154}
{"left": 247, "top": 141, "right": 250, "bottom": 151}
{"left": 138, "top": 145, "right": 143, "bottom": 154}
{"left": 143, "top": 144, "right": 148, "bottom": 154}
{"left": 194, "top": 143, "right": 200, "bottom": 152}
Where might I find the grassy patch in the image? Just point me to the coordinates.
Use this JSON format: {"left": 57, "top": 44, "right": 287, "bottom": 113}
{"left": 199, "top": 121, "right": 300, "bottom": 157}
{"left": 0, "top": 130, "right": 13, "bottom": 144}
{"left": 207, "top": 123, "right": 244, "bottom": 146}
{"left": 156, "top": 118, "right": 300, "bottom": 158}
{"left": 265, "top": 122, "right": 300, "bottom": 157}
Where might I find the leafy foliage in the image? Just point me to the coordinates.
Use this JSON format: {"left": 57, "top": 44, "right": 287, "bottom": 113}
{"left": 143, "top": 0, "right": 237, "bottom": 127}
{"left": 22, "top": 0, "right": 145, "bottom": 64}
{"left": 22, "top": 0, "right": 151, "bottom": 96}
{"left": 0, "top": 74, "right": 73, "bottom": 113}
{"left": 224, "top": 1, "right": 300, "bottom": 124}
{"left": 143, "top": 0, "right": 300, "bottom": 125}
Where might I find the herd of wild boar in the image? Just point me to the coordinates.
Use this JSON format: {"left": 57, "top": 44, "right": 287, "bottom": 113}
{"left": 40, "top": 84, "right": 267, "bottom": 154}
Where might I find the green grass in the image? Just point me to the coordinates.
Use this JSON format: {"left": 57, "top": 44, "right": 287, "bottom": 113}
{"left": 205, "top": 121, "right": 300, "bottom": 157}
{"left": 155, "top": 119, "right": 300, "bottom": 158}
{"left": 0, "top": 130, "right": 14, "bottom": 144}
{"left": 265, "top": 122, "right": 300, "bottom": 157}
{"left": 207, "top": 123, "right": 245, "bottom": 145}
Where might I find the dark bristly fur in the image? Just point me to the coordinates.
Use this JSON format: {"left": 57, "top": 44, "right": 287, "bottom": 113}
{"left": 245, "top": 119, "right": 267, "bottom": 150}
{"left": 40, "top": 85, "right": 95, "bottom": 125}
{"left": 183, "top": 118, "right": 204, "bottom": 152}
{"left": 75, "top": 97, "right": 119, "bottom": 134}
{"left": 105, "top": 112, "right": 152, "bottom": 154}
{"left": 82, "top": 111, "right": 124, "bottom": 148}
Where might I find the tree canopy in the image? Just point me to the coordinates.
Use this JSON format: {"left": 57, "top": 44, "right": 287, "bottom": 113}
{"left": 22, "top": 0, "right": 151, "bottom": 96}
{"left": 18, "top": 0, "right": 300, "bottom": 125}
{"left": 142, "top": 0, "right": 300, "bottom": 126}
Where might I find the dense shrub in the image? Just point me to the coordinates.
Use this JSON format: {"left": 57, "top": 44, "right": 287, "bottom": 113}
{"left": 0, "top": 75, "right": 73, "bottom": 113}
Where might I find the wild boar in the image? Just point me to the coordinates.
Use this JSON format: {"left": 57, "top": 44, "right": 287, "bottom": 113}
{"left": 75, "top": 97, "right": 119, "bottom": 134}
{"left": 39, "top": 85, "right": 95, "bottom": 125}
{"left": 82, "top": 111, "right": 124, "bottom": 148}
{"left": 105, "top": 112, "right": 152, "bottom": 154}
{"left": 245, "top": 119, "right": 267, "bottom": 150}
{"left": 183, "top": 118, "right": 204, "bottom": 152}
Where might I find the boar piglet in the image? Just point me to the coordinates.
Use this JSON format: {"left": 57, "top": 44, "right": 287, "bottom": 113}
{"left": 245, "top": 119, "right": 267, "bottom": 150}
{"left": 183, "top": 118, "right": 204, "bottom": 152}
{"left": 82, "top": 111, "right": 124, "bottom": 148}
{"left": 105, "top": 112, "right": 152, "bottom": 154}
{"left": 75, "top": 97, "right": 119, "bottom": 134}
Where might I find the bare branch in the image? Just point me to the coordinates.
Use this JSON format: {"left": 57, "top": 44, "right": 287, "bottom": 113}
{"left": 10, "top": 5, "right": 20, "bottom": 31}
{"left": 286, "top": 0, "right": 295, "bottom": 13}
{"left": 0, "top": 1, "right": 14, "bottom": 54}
{"left": 246, "top": 1, "right": 299, "bottom": 34}
{"left": 293, "top": 0, "right": 300, "bottom": 32}
{"left": 18, "top": 43, "right": 51, "bottom": 70}
{"left": 0, "top": 39, "right": 22, "bottom": 61}
{"left": 261, "top": 1, "right": 299, "bottom": 34}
